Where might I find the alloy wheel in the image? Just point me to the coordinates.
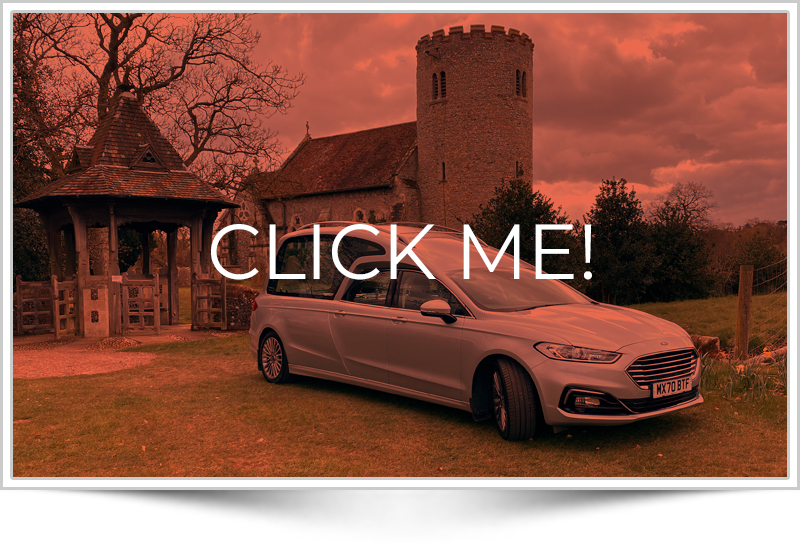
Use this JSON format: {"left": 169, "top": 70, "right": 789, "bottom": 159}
{"left": 492, "top": 371, "right": 508, "bottom": 433}
{"left": 262, "top": 336, "right": 283, "bottom": 379}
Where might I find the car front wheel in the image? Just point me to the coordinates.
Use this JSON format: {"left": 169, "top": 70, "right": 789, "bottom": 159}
{"left": 259, "top": 331, "right": 290, "bottom": 384}
{"left": 492, "top": 358, "right": 540, "bottom": 441}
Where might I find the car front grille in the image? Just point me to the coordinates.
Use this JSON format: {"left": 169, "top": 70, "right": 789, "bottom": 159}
{"left": 626, "top": 348, "right": 698, "bottom": 389}
{"left": 620, "top": 386, "right": 700, "bottom": 413}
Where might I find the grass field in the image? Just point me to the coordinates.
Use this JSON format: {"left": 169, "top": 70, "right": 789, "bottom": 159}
{"left": 13, "top": 332, "right": 787, "bottom": 478}
{"left": 630, "top": 292, "right": 787, "bottom": 352}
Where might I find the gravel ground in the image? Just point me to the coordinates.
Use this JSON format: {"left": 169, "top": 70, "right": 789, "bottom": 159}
{"left": 13, "top": 350, "right": 156, "bottom": 379}
{"left": 84, "top": 337, "right": 142, "bottom": 351}
{"left": 12, "top": 339, "right": 77, "bottom": 351}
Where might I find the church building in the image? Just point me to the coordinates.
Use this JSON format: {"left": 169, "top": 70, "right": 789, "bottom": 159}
{"left": 220, "top": 24, "right": 534, "bottom": 275}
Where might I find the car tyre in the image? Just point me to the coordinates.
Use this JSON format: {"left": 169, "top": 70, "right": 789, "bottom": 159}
{"left": 259, "top": 331, "right": 290, "bottom": 384}
{"left": 492, "top": 358, "right": 540, "bottom": 441}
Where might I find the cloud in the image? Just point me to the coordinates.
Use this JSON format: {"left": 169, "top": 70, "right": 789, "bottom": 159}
{"left": 250, "top": 12, "right": 786, "bottom": 225}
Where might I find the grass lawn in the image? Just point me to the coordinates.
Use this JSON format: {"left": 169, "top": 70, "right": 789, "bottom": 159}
{"left": 13, "top": 334, "right": 787, "bottom": 478}
{"left": 630, "top": 292, "right": 787, "bottom": 351}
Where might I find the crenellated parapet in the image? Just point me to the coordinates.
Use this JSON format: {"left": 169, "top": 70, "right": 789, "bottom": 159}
{"left": 416, "top": 24, "right": 534, "bottom": 51}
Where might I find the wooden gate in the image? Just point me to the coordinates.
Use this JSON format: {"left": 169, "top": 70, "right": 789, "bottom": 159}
{"left": 52, "top": 277, "right": 79, "bottom": 338}
{"left": 120, "top": 273, "right": 161, "bottom": 334}
{"left": 191, "top": 273, "right": 227, "bottom": 330}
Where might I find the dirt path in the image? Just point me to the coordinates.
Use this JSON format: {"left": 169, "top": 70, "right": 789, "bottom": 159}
{"left": 13, "top": 350, "right": 157, "bottom": 379}
{"left": 12, "top": 329, "right": 242, "bottom": 379}
{"left": 12, "top": 337, "right": 157, "bottom": 379}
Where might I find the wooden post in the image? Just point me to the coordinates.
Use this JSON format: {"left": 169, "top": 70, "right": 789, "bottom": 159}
{"left": 167, "top": 229, "right": 179, "bottom": 325}
{"left": 140, "top": 230, "right": 151, "bottom": 276}
{"left": 734, "top": 264, "right": 754, "bottom": 360}
{"left": 14, "top": 275, "right": 23, "bottom": 335}
{"left": 64, "top": 226, "right": 76, "bottom": 278}
{"left": 201, "top": 215, "right": 214, "bottom": 276}
{"left": 51, "top": 275, "right": 61, "bottom": 339}
{"left": 190, "top": 217, "right": 202, "bottom": 280}
{"left": 44, "top": 215, "right": 63, "bottom": 280}
{"left": 153, "top": 273, "right": 161, "bottom": 335}
{"left": 121, "top": 273, "right": 129, "bottom": 333}
{"left": 190, "top": 217, "right": 202, "bottom": 329}
{"left": 221, "top": 276, "right": 227, "bottom": 331}
{"left": 108, "top": 204, "right": 120, "bottom": 335}
{"left": 191, "top": 272, "right": 197, "bottom": 330}
{"left": 68, "top": 207, "right": 88, "bottom": 337}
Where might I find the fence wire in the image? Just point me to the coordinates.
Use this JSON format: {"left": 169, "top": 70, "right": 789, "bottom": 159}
{"left": 748, "top": 256, "right": 788, "bottom": 354}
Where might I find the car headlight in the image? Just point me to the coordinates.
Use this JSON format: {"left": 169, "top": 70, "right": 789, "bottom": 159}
{"left": 534, "top": 342, "right": 620, "bottom": 363}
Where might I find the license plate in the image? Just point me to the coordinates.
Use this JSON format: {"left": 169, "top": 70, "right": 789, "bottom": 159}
{"left": 652, "top": 377, "right": 692, "bottom": 398}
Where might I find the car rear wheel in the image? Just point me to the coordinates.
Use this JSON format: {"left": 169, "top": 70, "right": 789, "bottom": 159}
{"left": 259, "top": 331, "right": 290, "bottom": 384}
{"left": 492, "top": 358, "right": 540, "bottom": 441}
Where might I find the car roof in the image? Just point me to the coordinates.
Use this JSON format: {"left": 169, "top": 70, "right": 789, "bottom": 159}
{"left": 291, "top": 221, "right": 481, "bottom": 249}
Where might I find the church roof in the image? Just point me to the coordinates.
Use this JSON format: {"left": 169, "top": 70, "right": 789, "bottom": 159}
{"left": 16, "top": 92, "right": 236, "bottom": 209}
{"left": 256, "top": 121, "right": 417, "bottom": 200}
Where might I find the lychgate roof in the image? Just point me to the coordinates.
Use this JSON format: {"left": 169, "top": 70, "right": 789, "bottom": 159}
{"left": 255, "top": 122, "right": 417, "bottom": 200}
{"left": 16, "top": 92, "right": 236, "bottom": 209}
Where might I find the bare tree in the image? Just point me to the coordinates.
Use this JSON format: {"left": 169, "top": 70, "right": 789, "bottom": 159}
{"left": 649, "top": 181, "right": 717, "bottom": 230}
{"left": 14, "top": 12, "right": 305, "bottom": 192}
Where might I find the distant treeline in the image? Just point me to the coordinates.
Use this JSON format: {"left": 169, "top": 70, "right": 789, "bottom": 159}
{"left": 468, "top": 178, "right": 786, "bottom": 306}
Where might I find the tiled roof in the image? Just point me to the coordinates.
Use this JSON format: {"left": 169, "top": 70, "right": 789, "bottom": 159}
{"left": 85, "top": 94, "right": 187, "bottom": 171}
{"left": 17, "top": 92, "right": 235, "bottom": 209}
{"left": 255, "top": 122, "right": 417, "bottom": 200}
{"left": 17, "top": 166, "right": 237, "bottom": 207}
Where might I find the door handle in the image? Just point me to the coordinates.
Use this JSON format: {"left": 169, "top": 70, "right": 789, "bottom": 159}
{"left": 333, "top": 310, "right": 347, "bottom": 317}
{"left": 392, "top": 317, "right": 408, "bottom": 323}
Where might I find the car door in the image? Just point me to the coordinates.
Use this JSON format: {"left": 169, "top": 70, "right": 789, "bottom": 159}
{"left": 385, "top": 270, "right": 467, "bottom": 400}
{"left": 328, "top": 271, "right": 395, "bottom": 383}
{"left": 267, "top": 234, "right": 348, "bottom": 375}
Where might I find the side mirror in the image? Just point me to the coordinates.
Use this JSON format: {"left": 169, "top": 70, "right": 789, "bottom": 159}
{"left": 420, "top": 299, "right": 457, "bottom": 324}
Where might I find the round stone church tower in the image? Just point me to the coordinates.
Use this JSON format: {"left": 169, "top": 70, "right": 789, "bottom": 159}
{"left": 415, "top": 24, "right": 534, "bottom": 227}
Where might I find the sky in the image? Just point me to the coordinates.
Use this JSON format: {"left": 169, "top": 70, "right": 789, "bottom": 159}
{"left": 249, "top": 12, "right": 788, "bottom": 227}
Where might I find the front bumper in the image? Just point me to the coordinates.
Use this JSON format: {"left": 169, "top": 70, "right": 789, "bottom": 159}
{"left": 530, "top": 338, "right": 702, "bottom": 427}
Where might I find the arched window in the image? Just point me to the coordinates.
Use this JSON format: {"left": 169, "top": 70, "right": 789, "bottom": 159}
{"left": 522, "top": 72, "right": 527, "bottom": 98}
{"left": 432, "top": 73, "right": 438, "bottom": 99}
{"left": 515, "top": 70, "right": 520, "bottom": 96}
{"left": 440, "top": 71, "right": 446, "bottom": 98}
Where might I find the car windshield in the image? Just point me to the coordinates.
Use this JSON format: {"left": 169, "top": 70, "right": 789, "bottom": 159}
{"left": 446, "top": 267, "right": 592, "bottom": 312}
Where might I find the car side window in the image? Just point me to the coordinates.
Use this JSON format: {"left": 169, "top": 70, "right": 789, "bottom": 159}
{"left": 268, "top": 235, "right": 384, "bottom": 299}
{"left": 394, "top": 271, "right": 469, "bottom": 316}
{"left": 342, "top": 271, "right": 392, "bottom": 307}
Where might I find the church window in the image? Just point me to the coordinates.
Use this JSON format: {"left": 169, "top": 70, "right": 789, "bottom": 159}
{"left": 442, "top": 162, "right": 446, "bottom": 181}
{"left": 522, "top": 72, "right": 527, "bottom": 98}
{"left": 142, "top": 151, "right": 156, "bottom": 163}
{"left": 440, "top": 72, "right": 446, "bottom": 98}
{"left": 515, "top": 70, "right": 521, "bottom": 96}
{"left": 432, "top": 73, "right": 438, "bottom": 99}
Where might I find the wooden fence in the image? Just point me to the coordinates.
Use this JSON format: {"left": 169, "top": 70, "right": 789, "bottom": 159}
{"left": 14, "top": 275, "right": 54, "bottom": 335}
{"left": 14, "top": 275, "right": 79, "bottom": 337}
